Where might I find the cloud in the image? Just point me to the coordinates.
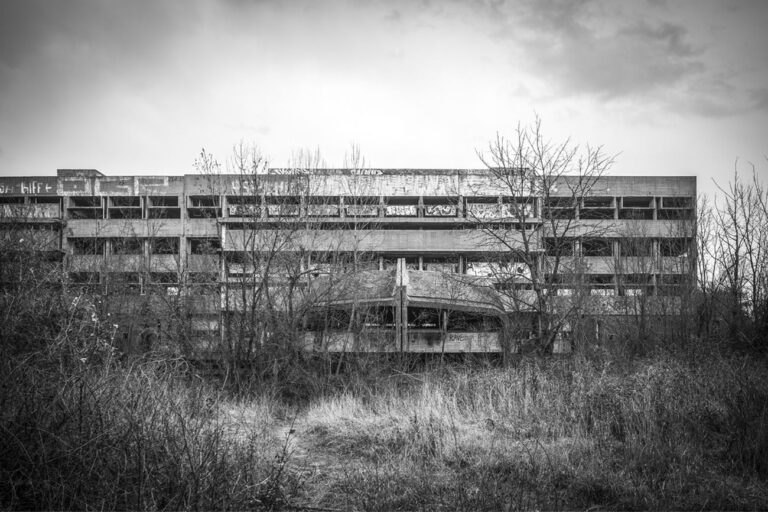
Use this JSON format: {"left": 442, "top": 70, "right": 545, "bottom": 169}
{"left": 470, "top": 0, "right": 705, "bottom": 98}
{"left": 461, "top": 0, "right": 766, "bottom": 117}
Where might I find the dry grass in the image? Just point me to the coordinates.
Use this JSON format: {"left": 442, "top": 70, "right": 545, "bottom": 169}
{"left": 3, "top": 345, "right": 767, "bottom": 510}
{"left": 293, "top": 352, "right": 768, "bottom": 510}
{"left": 0, "top": 355, "right": 294, "bottom": 511}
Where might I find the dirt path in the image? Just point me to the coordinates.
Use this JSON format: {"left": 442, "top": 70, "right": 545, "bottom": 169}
{"left": 272, "top": 418, "right": 349, "bottom": 509}
{"left": 218, "top": 405, "right": 347, "bottom": 509}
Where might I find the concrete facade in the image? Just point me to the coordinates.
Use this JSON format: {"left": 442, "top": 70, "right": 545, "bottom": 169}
{"left": 0, "top": 168, "right": 696, "bottom": 355}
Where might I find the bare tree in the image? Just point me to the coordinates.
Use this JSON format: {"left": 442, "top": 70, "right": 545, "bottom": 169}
{"left": 473, "top": 118, "right": 615, "bottom": 352}
{"left": 195, "top": 143, "right": 380, "bottom": 387}
{"left": 706, "top": 163, "right": 768, "bottom": 346}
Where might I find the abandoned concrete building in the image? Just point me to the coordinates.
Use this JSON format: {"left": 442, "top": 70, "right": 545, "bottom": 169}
{"left": 0, "top": 168, "right": 696, "bottom": 355}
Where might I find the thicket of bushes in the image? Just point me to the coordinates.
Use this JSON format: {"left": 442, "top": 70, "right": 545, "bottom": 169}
{"left": 0, "top": 348, "right": 294, "bottom": 510}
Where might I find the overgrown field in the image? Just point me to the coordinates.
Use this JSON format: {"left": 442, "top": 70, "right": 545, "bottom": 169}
{"left": 2, "top": 347, "right": 768, "bottom": 510}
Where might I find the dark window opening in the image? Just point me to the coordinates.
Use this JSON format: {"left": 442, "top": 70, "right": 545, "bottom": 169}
{"left": 660, "top": 238, "right": 690, "bottom": 257}
{"left": 191, "top": 196, "right": 219, "bottom": 207}
{"left": 586, "top": 208, "right": 616, "bottom": 220}
{"left": 581, "top": 239, "right": 612, "bottom": 257}
{"left": 31, "top": 196, "right": 60, "bottom": 204}
{"left": 548, "top": 209, "right": 576, "bottom": 219}
{"left": 69, "top": 272, "right": 99, "bottom": 284}
{"left": 619, "top": 273, "right": 652, "bottom": 296}
{"left": 360, "top": 306, "right": 396, "bottom": 329}
{"left": 619, "top": 208, "right": 654, "bottom": 220}
{"left": 70, "top": 238, "right": 105, "bottom": 255}
{"left": 623, "top": 273, "right": 652, "bottom": 285}
{"left": 447, "top": 310, "right": 501, "bottom": 332}
{"left": 108, "top": 208, "right": 142, "bottom": 219}
{"left": 404, "top": 257, "right": 419, "bottom": 270}
{"left": 71, "top": 197, "right": 101, "bottom": 208}
{"left": 583, "top": 197, "right": 613, "bottom": 208}
{"left": 585, "top": 274, "right": 613, "bottom": 285}
{"left": 67, "top": 196, "right": 103, "bottom": 219}
{"left": 619, "top": 238, "right": 652, "bottom": 257}
{"left": 187, "top": 273, "right": 218, "bottom": 295}
{"left": 68, "top": 272, "right": 100, "bottom": 292}
{"left": 494, "top": 281, "right": 533, "bottom": 290}
{"left": 423, "top": 256, "right": 458, "bottom": 273}
{"left": 190, "top": 238, "right": 221, "bottom": 254}
{"left": 112, "top": 238, "right": 144, "bottom": 255}
{"left": 545, "top": 197, "right": 575, "bottom": 208}
{"left": 150, "top": 237, "right": 179, "bottom": 255}
{"left": 622, "top": 197, "right": 653, "bottom": 208}
{"left": 657, "top": 274, "right": 690, "bottom": 296}
{"left": 188, "top": 196, "right": 221, "bottom": 218}
{"left": 149, "top": 196, "right": 178, "bottom": 207}
{"left": 108, "top": 272, "right": 141, "bottom": 294}
{"left": 544, "top": 197, "right": 576, "bottom": 219}
{"left": 662, "top": 197, "right": 692, "bottom": 208}
{"left": 227, "top": 195, "right": 261, "bottom": 214}
{"left": 544, "top": 237, "right": 574, "bottom": 256}
{"left": 189, "top": 272, "right": 217, "bottom": 284}
{"left": 108, "top": 196, "right": 142, "bottom": 219}
{"left": 306, "top": 308, "right": 354, "bottom": 331}
{"left": 580, "top": 207, "right": 614, "bottom": 219}
{"left": 109, "top": 196, "right": 140, "bottom": 207}
{"left": 382, "top": 257, "right": 397, "bottom": 270}
{"left": 657, "top": 209, "right": 692, "bottom": 220}
{"left": 148, "top": 196, "right": 181, "bottom": 219}
{"left": 408, "top": 307, "right": 440, "bottom": 329}
{"left": 149, "top": 272, "right": 178, "bottom": 284}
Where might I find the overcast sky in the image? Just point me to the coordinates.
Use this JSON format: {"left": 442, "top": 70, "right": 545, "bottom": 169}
{"left": 0, "top": 0, "right": 766, "bottom": 195}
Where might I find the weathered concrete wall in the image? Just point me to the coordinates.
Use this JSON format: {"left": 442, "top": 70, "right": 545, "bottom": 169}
{"left": 224, "top": 228, "right": 528, "bottom": 253}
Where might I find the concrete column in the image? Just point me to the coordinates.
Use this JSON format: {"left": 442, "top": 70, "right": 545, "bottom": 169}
{"left": 394, "top": 257, "right": 409, "bottom": 352}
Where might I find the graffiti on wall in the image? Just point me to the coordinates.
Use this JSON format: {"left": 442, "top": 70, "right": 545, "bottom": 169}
{"left": 424, "top": 204, "right": 456, "bottom": 217}
{"left": 0, "top": 178, "right": 57, "bottom": 195}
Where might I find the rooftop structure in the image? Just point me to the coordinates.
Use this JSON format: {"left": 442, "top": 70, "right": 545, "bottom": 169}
{"left": 0, "top": 169, "right": 696, "bottom": 356}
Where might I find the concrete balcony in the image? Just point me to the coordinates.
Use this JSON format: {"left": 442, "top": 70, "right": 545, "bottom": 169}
{"left": 68, "top": 254, "right": 105, "bottom": 271}
{"left": 103, "top": 255, "right": 145, "bottom": 272}
{"left": 1, "top": 228, "right": 60, "bottom": 250}
{"left": 65, "top": 219, "right": 187, "bottom": 237}
{"left": 546, "top": 219, "right": 694, "bottom": 237}
{"left": 546, "top": 256, "right": 691, "bottom": 274}
{"left": 550, "top": 295, "right": 684, "bottom": 315}
{"left": 147, "top": 255, "right": 182, "bottom": 272}
{"left": 185, "top": 219, "right": 219, "bottom": 237}
{"left": 1, "top": 203, "right": 61, "bottom": 221}
{"left": 187, "top": 254, "right": 220, "bottom": 273}
{"left": 224, "top": 228, "right": 534, "bottom": 253}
